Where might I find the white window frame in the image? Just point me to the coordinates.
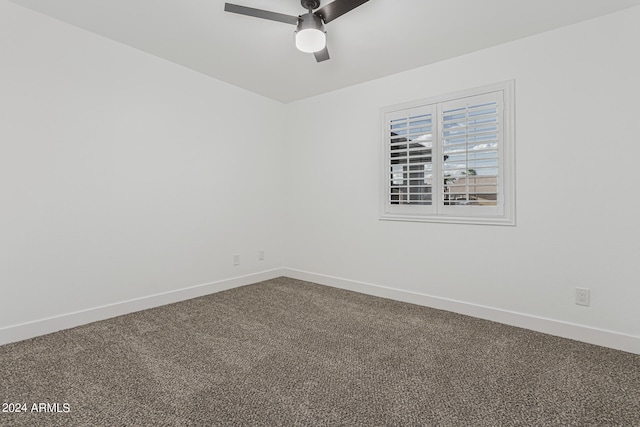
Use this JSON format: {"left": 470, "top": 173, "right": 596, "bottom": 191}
{"left": 380, "top": 81, "right": 515, "bottom": 225}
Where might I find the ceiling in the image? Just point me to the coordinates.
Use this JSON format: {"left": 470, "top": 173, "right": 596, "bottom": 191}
{"left": 9, "top": 0, "right": 640, "bottom": 103}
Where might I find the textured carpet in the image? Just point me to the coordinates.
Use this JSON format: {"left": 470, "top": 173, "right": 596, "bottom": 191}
{"left": 1, "top": 277, "right": 639, "bottom": 426}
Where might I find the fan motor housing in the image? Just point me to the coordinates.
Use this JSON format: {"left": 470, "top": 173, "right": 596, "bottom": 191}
{"left": 296, "top": 12, "right": 325, "bottom": 33}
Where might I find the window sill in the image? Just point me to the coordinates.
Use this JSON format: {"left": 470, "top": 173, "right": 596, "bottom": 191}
{"left": 379, "top": 213, "right": 515, "bottom": 226}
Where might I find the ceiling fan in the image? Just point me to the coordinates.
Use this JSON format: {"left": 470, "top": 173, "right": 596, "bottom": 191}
{"left": 224, "top": 0, "right": 370, "bottom": 62}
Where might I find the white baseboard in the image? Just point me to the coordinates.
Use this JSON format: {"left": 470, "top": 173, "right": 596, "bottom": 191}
{"left": 283, "top": 268, "right": 640, "bottom": 355}
{"left": 4, "top": 267, "right": 638, "bottom": 355}
{"left": 0, "top": 268, "right": 286, "bottom": 346}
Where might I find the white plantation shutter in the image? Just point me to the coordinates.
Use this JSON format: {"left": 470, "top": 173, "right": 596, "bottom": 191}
{"left": 381, "top": 81, "right": 514, "bottom": 225}
{"left": 385, "top": 106, "right": 436, "bottom": 215}
{"left": 439, "top": 91, "right": 504, "bottom": 217}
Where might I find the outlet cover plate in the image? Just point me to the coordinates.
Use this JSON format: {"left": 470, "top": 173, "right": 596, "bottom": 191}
{"left": 575, "top": 287, "right": 590, "bottom": 306}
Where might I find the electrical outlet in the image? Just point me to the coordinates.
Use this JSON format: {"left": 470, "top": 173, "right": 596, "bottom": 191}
{"left": 575, "top": 287, "right": 590, "bottom": 306}
{"left": 258, "top": 250, "right": 265, "bottom": 261}
{"left": 233, "top": 254, "right": 240, "bottom": 266}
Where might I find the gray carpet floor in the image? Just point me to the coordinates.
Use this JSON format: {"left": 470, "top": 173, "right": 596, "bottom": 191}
{"left": 1, "top": 277, "right": 639, "bottom": 426}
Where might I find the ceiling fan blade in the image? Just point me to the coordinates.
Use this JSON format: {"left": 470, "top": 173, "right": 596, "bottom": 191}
{"left": 314, "top": 0, "right": 369, "bottom": 24}
{"left": 224, "top": 3, "right": 299, "bottom": 25}
{"left": 314, "top": 46, "right": 330, "bottom": 62}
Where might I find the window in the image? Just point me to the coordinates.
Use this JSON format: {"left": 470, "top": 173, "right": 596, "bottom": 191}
{"left": 380, "top": 81, "right": 515, "bottom": 225}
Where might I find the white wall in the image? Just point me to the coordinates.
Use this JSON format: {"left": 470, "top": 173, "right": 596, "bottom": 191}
{"left": 0, "top": 1, "right": 285, "bottom": 334}
{"left": 283, "top": 7, "right": 640, "bottom": 347}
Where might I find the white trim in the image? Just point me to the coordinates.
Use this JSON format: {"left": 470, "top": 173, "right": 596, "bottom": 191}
{"left": 283, "top": 268, "right": 640, "bottom": 355}
{"left": 0, "top": 268, "right": 286, "bottom": 346}
{"left": 4, "top": 267, "right": 638, "bottom": 355}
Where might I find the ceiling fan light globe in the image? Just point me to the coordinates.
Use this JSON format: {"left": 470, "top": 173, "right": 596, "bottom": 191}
{"left": 295, "top": 29, "right": 326, "bottom": 53}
